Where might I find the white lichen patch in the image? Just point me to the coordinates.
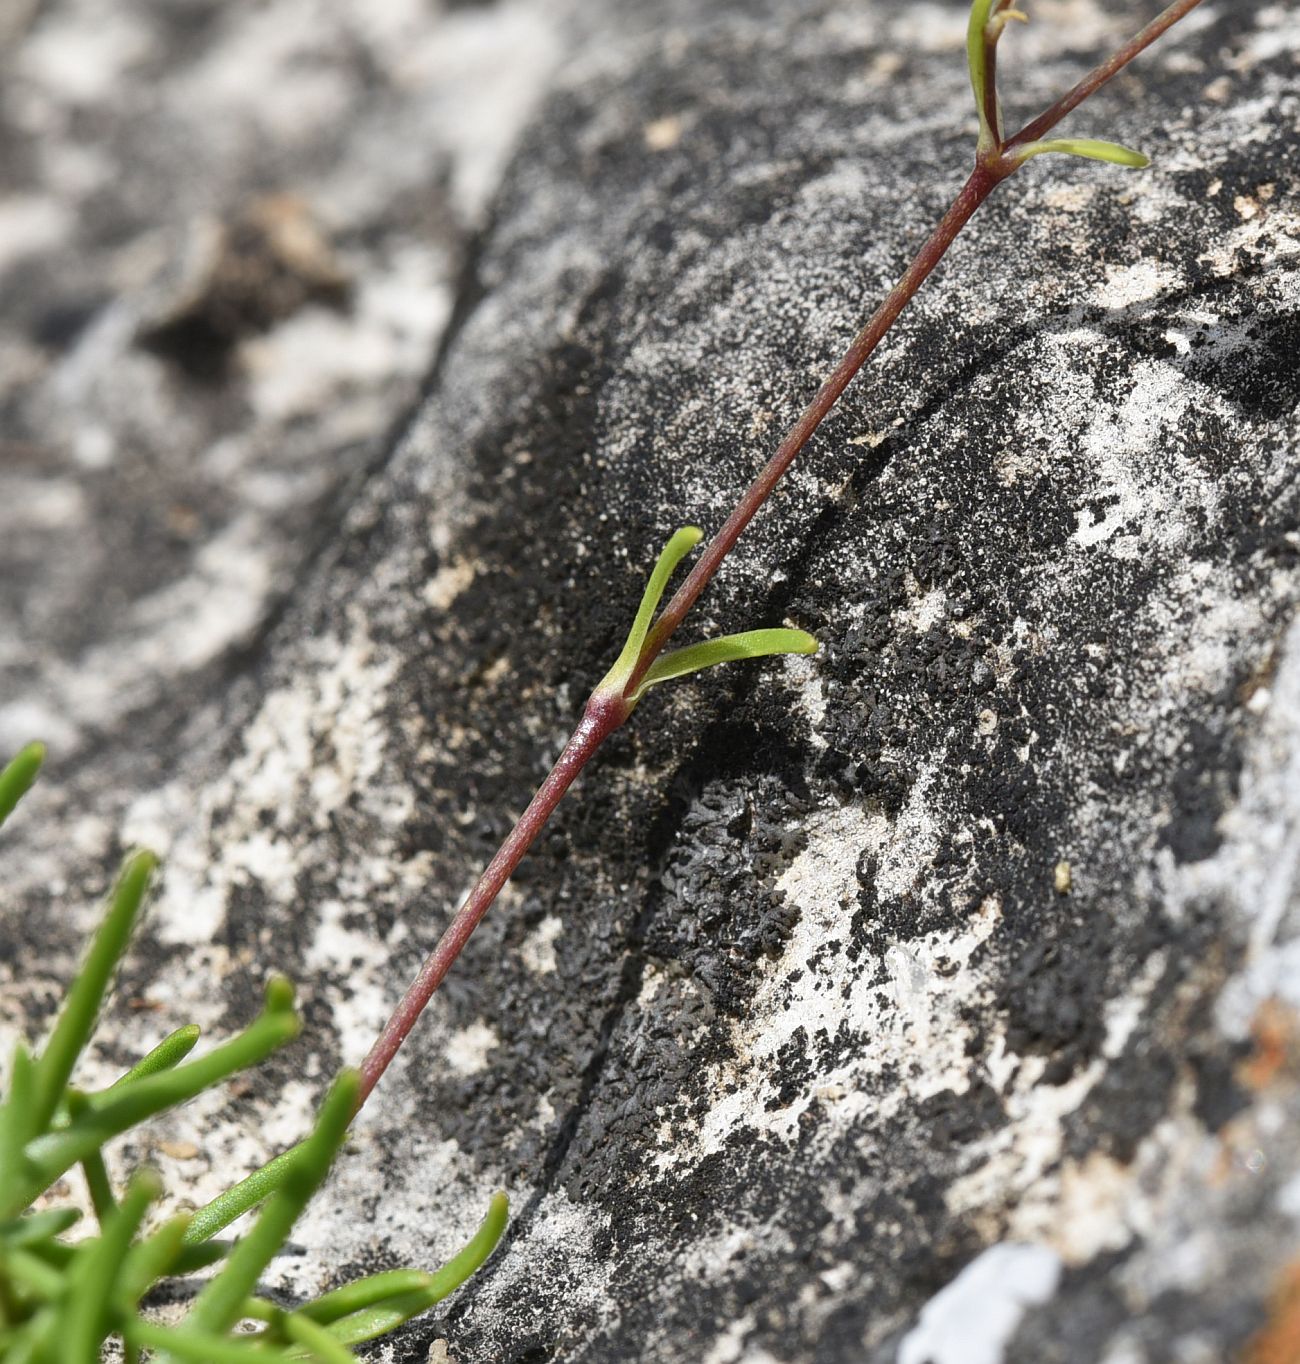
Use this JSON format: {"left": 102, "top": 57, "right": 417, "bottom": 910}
{"left": 121, "top": 615, "right": 404, "bottom": 980}
{"left": 662, "top": 781, "right": 1002, "bottom": 1170}
{"left": 1068, "top": 361, "right": 1199, "bottom": 553}
{"left": 444, "top": 1021, "right": 501, "bottom": 1076}
{"left": 520, "top": 914, "right": 564, "bottom": 974}
{"left": 1093, "top": 260, "right": 1179, "bottom": 312}
{"left": 788, "top": 654, "right": 829, "bottom": 741}
{"left": 893, "top": 580, "right": 949, "bottom": 634}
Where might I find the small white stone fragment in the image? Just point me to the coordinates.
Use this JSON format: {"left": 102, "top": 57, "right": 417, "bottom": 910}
{"left": 1277, "top": 1171, "right": 1300, "bottom": 1220}
{"left": 897, "top": 1243, "right": 1062, "bottom": 1364}
{"left": 444, "top": 1021, "right": 500, "bottom": 1076}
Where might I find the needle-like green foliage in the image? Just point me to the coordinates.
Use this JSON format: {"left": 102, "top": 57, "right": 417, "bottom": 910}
{"left": 0, "top": 743, "right": 506, "bottom": 1361}
{"left": 182, "top": 1141, "right": 306, "bottom": 1246}
{"left": 0, "top": 741, "right": 43, "bottom": 831}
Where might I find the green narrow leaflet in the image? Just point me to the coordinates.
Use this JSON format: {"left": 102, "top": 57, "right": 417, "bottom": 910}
{"left": 599, "top": 526, "right": 817, "bottom": 708}
{"left": 0, "top": 742, "right": 507, "bottom": 1361}
{"left": 967, "top": 0, "right": 1150, "bottom": 171}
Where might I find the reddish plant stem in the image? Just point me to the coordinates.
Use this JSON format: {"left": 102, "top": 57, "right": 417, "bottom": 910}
{"left": 627, "top": 164, "right": 1000, "bottom": 694}
{"left": 357, "top": 694, "right": 628, "bottom": 1104}
{"left": 1009, "top": 0, "right": 1208, "bottom": 150}
{"left": 356, "top": 0, "right": 1208, "bottom": 1109}
{"left": 356, "top": 169, "right": 999, "bottom": 1107}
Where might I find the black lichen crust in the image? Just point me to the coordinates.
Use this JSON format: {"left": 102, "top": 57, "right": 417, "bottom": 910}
{"left": 369, "top": 4, "right": 1296, "bottom": 1360}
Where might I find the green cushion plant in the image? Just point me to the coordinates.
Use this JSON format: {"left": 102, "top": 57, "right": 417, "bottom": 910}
{"left": 0, "top": 744, "right": 506, "bottom": 1362}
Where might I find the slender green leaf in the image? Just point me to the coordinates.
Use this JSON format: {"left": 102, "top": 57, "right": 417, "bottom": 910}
{"left": 112, "top": 1025, "right": 201, "bottom": 1088}
{"left": 323, "top": 1192, "right": 508, "bottom": 1347}
{"left": 16, "top": 1237, "right": 74, "bottom": 1269}
{"left": 598, "top": 527, "right": 702, "bottom": 695}
{"left": 282, "top": 1311, "right": 355, "bottom": 1363}
{"left": 62, "top": 1170, "right": 158, "bottom": 1361}
{"left": 0, "top": 1209, "right": 80, "bottom": 1248}
{"left": 0, "top": 743, "right": 44, "bottom": 831}
{"left": 29, "top": 851, "right": 158, "bottom": 1135}
{"left": 237, "top": 1295, "right": 282, "bottom": 1325}
{"left": 168, "top": 1238, "right": 233, "bottom": 1275}
{"left": 127, "top": 1319, "right": 284, "bottom": 1363}
{"left": 633, "top": 628, "right": 817, "bottom": 700}
{"left": 3, "top": 1249, "right": 64, "bottom": 1300}
{"left": 14, "top": 980, "right": 298, "bottom": 1213}
{"left": 119, "top": 1213, "right": 192, "bottom": 1308}
{"left": 0, "top": 1043, "right": 39, "bottom": 1184}
{"left": 185, "top": 1071, "right": 358, "bottom": 1335}
{"left": 295, "top": 1268, "right": 431, "bottom": 1326}
{"left": 182, "top": 1141, "right": 305, "bottom": 1246}
{"left": 967, "top": 0, "right": 1000, "bottom": 148}
{"left": 65, "top": 1090, "right": 116, "bottom": 1226}
{"left": 81, "top": 1148, "right": 117, "bottom": 1226}
{"left": 1, "top": 1303, "right": 55, "bottom": 1364}
{"left": 1016, "top": 136, "right": 1150, "bottom": 168}
{"left": 967, "top": 1, "right": 1025, "bottom": 151}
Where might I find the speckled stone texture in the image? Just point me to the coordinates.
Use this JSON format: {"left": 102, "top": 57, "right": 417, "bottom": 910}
{"left": 2, "top": 2, "right": 1299, "bottom": 1362}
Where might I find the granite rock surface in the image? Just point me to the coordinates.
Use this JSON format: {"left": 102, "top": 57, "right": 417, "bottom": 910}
{"left": 2, "top": 2, "right": 1299, "bottom": 1362}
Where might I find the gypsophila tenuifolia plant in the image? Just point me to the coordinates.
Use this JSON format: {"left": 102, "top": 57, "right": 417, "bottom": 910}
{"left": 0, "top": 743, "right": 506, "bottom": 1362}
{"left": 353, "top": 0, "right": 1212, "bottom": 1104}
{"left": 3, "top": 0, "right": 1218, "bottom": 1344}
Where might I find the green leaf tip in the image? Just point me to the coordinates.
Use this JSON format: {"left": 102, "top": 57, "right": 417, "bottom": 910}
{"left": 316, "top": 1190, "right": 509, "bottom": 1347}
{"left": 112, "top": 1023, "right": 202, "bottom": 1088}
{"left": 599, "top": 528, "right": 817, "bottom": 707}
{"left": 633, "top": 628, "right": 818, "bottom": 701}
{"left": 967, "top": 0, "right": 1026, "bottom": 152}
{"left": 600, "top": 526, "right": 703, "bottom": 694}
{"left": 1017, "top": 136, "right": 1150, "bottom": 169}
{"left": 263, "top": 974, "right": 296, "bottom": 1015}
{"left": 28, "top": 849, "right": 159, "bottom": 1135}
{"left": 0, "top": 741, "right": 46, "bottom": 831}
